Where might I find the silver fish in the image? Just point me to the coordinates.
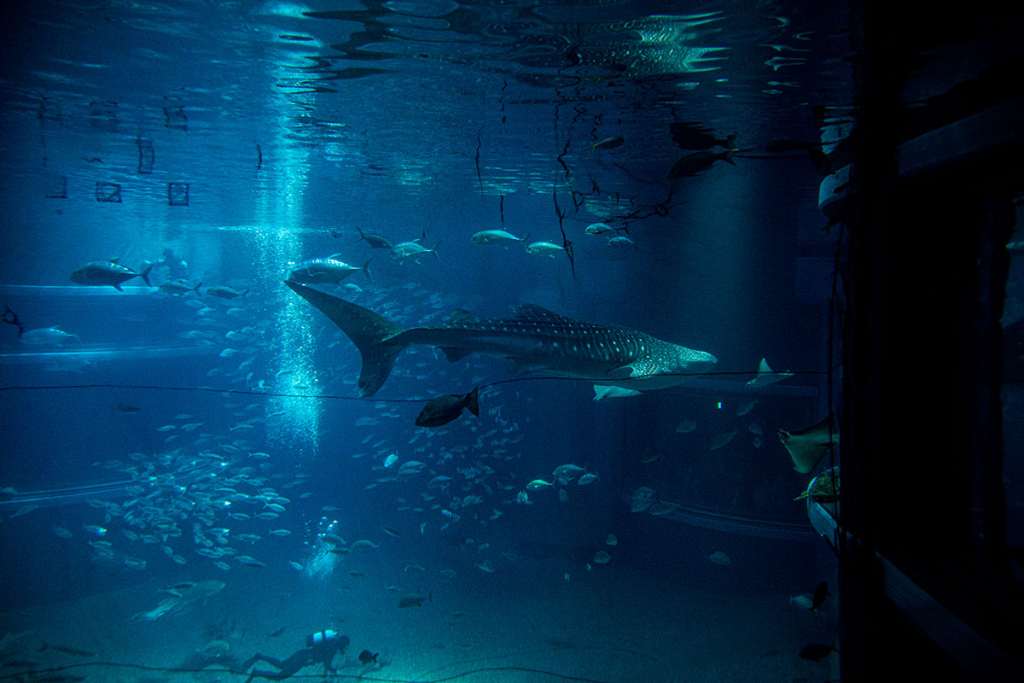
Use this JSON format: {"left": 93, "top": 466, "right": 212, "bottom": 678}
{"left": 289, "top": 257, "right": 373, "bottom": 285}
{"left": 71, "top": 260, "right": 153, "bottom": 290}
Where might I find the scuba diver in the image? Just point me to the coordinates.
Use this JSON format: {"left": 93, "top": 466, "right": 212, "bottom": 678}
{"left": 238, "top": 630, "right": 350, "bottom": 682}
{"left": 155, "top": 247, "right": 189, "bottom": 280}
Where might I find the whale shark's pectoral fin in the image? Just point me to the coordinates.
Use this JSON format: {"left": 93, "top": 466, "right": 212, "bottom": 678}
{"left": 439, "top": 347, "right": 471, "bottom": 363}
{"left": 605, "top": 365, "right": 634, "bottom": 380}
{"left": 607, "top": 360, "right": 657, "bottom": 380}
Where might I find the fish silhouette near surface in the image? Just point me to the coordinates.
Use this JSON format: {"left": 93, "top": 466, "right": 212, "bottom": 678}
{"left": 667, "top": 148, "right": 737, "bottom": 179}
{"left": 285, "top": 281, "right": 717, "bottom": 397}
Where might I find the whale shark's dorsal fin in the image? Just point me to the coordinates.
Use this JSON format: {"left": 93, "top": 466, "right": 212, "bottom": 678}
{"left": 449, "top": 309, "right": 479, "bottom": 324}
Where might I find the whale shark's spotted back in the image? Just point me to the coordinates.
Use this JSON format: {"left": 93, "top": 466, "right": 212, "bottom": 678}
{"left": 285, "top": 281, "right": 716, "bottom": 395}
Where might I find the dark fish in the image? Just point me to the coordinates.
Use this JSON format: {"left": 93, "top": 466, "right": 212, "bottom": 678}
{"left": 590, "top": 136, "right": 624, "bottom": 152}
{"left": 667, "top": 149, "right": 737, "bottom": 179}
{"left": 798, "top": 643, "right": 836, "bottom": 661}
{"left": 669, "top": 122, "right": 736, "bottom": 150}
{"left": 70, "top": 260, "right": 153, "bottom": 290}
{"left": 205, "top": 285, "right": 248, "bottom": 299}
{"left": 285, "top": 281, "right": 717, "bottom": 397}
{"left": 269, "top": 627, "right": 286, "bottom": 638}
{"left": 2, "top": 660, "right": 41, "bottom": 668}
{"left": 40, "top": 643, "right": 97, "bottom": 657}
{"left": 355, "top": 226, "right": 393, "bottom": 250}
{"left": 812, "top": 581, "right": 829, "bottom": 610}
{"left": 416, "top": 387, "right": 480, "bottom": 428}
{"left": 358, "top": 649, "right": 379, "bottom": 664}
{"left": 115, "top": 403, "right": 142, "bottom": 414}
{"left": 398, "top": 591, "right": 431, "bottom": 608}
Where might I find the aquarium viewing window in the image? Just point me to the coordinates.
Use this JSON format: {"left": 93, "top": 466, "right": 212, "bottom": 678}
{"left": 0, "top": 3, "right": 1021, "bottom": 683}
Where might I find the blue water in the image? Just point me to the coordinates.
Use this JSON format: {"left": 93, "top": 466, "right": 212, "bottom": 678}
{"left": 0, "top": 1, "right": 848, "bottom": 681}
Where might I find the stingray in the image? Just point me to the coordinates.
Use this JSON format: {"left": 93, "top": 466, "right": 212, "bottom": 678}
{"left": 778, "top": 415, "right": 838, "bottom": 474}
{"left": 747, "top": 357, "right": 794, "bottom": 388}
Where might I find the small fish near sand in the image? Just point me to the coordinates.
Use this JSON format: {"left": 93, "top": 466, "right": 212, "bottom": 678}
{"left": 707, "top": 551, "right": 731, "bottom": 566}
{"left": 398, "top": 591, "right": 432, "bottom": 608}
{"left": 359, "top": 649, "right": 379, "bottom": 664}
{"left": 415, "top": 387, "right": 480, "bottom": 428}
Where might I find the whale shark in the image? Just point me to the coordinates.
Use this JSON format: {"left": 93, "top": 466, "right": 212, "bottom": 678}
{"left": 286, "top": 280, "right": 717, "bottom": 396}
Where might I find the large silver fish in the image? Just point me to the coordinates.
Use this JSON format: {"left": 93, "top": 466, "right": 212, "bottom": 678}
{"left": 131, "top": 580, "right": 225, "bottom": 621}
{"left": 70, "top": 260, "right": 153, "bottom": 290}
{"left": 285, "top": 281, "right": 717, "bottom": 396}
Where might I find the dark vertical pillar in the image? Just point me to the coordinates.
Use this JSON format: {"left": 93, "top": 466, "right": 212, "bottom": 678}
{"left": 841, "top": 3, "right": 1023, "bottom": 680}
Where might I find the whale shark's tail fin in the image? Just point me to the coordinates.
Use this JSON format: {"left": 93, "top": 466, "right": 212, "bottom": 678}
{"left": 285, "top": 280, "right": 406, "bottom": 396}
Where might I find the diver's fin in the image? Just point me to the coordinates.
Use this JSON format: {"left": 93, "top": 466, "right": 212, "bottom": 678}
{"left": 284, "top": 280, "right": 406, "bottom": 396}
